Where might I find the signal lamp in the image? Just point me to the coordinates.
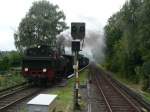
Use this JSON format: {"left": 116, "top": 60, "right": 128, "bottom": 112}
{"left": 43, "top": 68, "right": 47, "bottom": 72}
{"left": 72, "top": 40, "right": 80, "bottom": 52}
{"left": 80, "top": 26, "right": 85, "bottom": 33}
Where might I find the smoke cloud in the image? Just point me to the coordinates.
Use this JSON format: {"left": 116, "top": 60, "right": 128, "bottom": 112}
{"left": 57, "top": 29, "right": 105, "bottom": 64}
{"left": 84, "top": 30, "right": 105, "bottom": 63}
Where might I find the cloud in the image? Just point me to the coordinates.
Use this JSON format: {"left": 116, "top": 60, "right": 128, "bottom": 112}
{"left": 0, "top": 0, "right": 127, "bottom": 51}
{"left": 0, "top": 31, "right": 15, "bottom": 51}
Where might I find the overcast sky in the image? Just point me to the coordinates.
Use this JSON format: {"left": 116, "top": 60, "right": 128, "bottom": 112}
{"left": 0, "top": 0, "right": 127, "bottom": 51}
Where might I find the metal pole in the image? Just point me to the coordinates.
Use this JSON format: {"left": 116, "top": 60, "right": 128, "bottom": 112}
{"left": 74, "top": 51, "right": 80, "bottom": 109}
{"left": 149, "top": 76, "right": 150, "bottom": 90}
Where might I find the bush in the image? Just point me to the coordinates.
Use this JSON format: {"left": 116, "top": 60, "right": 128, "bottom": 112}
{"left": 0, "top": 56, "right": 10, "bottom": 71}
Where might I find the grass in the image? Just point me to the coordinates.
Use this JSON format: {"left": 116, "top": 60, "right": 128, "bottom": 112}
{"left": 114, "top": 74, "right": 142, "bottom": 91}
{"left": 113, "top": 73, "right": 150, "bottom": 103}
{"left": 0, "top": 72, "right": 26, "bottom": 90}
{"left": 48, "top": 69, "right": 88, "bottom": 112}
{"left": 142, "top": 92, "right": 150, "bottom": 102}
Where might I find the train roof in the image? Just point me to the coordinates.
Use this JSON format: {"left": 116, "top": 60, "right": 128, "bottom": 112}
{"left": 23, "top": 56, "right": 55, "bottom": 61}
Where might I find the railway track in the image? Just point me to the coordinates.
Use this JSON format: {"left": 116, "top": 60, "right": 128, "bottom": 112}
{"left": 0, "top": 82, "right": 28, "bottom": 97}
{"left": 0, "top": 64, "right": 89, "bottom": 112}
{"left": 0, "top": 83, "right": 42, "bottom": 112}
{"left": 90, "top": 64, "right": 142, "bottom": 112}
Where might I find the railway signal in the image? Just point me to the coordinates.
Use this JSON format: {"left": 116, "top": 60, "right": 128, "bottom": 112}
{"left": 71, "top": 22, "right": 86, "bottom": 109}
{"left": 71, "top": 22, "right": 85, "bottom": 40}
{"left": 71, "top": 40, "right": 80, "bottom": 52}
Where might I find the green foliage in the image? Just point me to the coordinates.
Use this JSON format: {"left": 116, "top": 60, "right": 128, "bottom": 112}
{"left": 105, "top": 0, "right": 150, "bottom": 90}
{"left": 8, "top": 51, "right": 22, "bottom": 67}
{"left": 48, "top": 69, "right": 88, "bottom": 112}
{"left": 0, "top": 73, "right": 25, "bottom": 90}
{"left": 0, "top": 51, "right": 22, "bottom": 72}
{"left": 14, "top": 0, "right": 68, "bottom": 53}
{"left": 0, "top": 56, "right": 10, "bottom": 71}
{"left": 143, "top": 61, "right": 150, "bottom": 75}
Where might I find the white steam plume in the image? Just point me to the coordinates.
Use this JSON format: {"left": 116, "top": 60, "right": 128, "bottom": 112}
{"left": 57, "top": 29, "right": 105, "bottom": 63}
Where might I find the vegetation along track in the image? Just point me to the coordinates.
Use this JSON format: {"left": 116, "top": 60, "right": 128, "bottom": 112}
{"left": 0, "top": 82, "right": 28, "bottom": 97}
{"left": 90, "top": 64, "right": 142, "bottom": 112}
{"left": 0, "top": 83, "right": 42, "bottom": 112}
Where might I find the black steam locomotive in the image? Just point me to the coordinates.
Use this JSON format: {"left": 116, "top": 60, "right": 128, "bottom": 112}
{"left": 22, "top": 45, "right": 89, "bottom": 84}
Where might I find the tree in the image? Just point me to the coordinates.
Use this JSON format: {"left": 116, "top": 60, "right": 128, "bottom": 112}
{"left": 0, "top": 56, "right": 10, "bottom": 71}
{"left": 104, "top": 0, "right": 150, "bottom": 89}
{"left": 14, "top": 0, "right": 68, "bottom": 52}
{"left": 8, "top": 51, "right": 22, "bottom": 67}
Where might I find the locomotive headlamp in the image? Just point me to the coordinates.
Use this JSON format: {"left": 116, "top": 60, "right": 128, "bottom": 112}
{"left": 37, "top": 45, "right": 41, "bottom": 48}
{"left": 71, "top": 22, "right": 85, "bottom": 40}
{"left": 24, "top": 68, "right": 28, "bottom": 72}
{"left": 43, "top": 68, "right": 47, "bottom": 72}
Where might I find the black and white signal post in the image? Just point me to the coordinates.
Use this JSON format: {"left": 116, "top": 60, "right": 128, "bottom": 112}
{"left": 71, "top": 22, "right": 85, "bottom": 109}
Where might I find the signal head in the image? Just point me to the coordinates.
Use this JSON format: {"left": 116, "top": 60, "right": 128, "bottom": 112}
{"left": 71, "top": 22, "right": 85, "bottom": 40}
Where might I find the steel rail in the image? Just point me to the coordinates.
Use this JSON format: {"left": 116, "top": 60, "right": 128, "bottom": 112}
{"left": 0, "top": 82, "right": 27, "bottom": 96}
{"left": 0, "top": 82, "right": 29, "bottom": 100}
{"left": 97, "top": 71, "right": 141, "bottom": 112}
{"left": 0, "top": 85, "right": 28, "bottom": 100}
{"left": 0, "top": 88, "right": 42, "bottom": 111}
{"left": 103, "top": 74, "right": 141, "bottom": 112}
{"left": 104, "top": 70, "right": 150, "bottom": 111}
{"left": 95, "top": 74, "right": 113, "bottom": 112}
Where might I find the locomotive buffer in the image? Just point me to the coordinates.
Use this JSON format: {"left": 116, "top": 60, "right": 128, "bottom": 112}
{"left": 71, "top": 22, "right": 85, "bottom": 109}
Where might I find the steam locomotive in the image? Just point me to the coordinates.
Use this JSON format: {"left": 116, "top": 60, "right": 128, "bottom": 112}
{"left": 22, "top": 45, "right": 89, "bottom": 85}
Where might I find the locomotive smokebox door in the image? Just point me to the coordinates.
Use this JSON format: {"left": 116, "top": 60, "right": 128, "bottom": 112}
{"left": 72, "top": 40, "right": 80, "bottom": 52}
{"left": 71, "top": 22, "right": 85, "bottom": 40}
